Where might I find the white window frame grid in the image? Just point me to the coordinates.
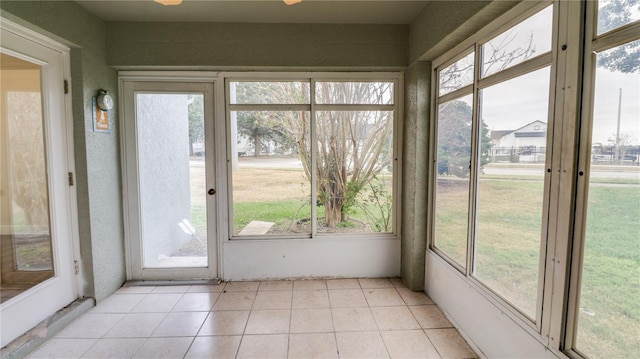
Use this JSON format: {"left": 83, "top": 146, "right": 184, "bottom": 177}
{"left": 430, "top": 0, "right": 556, "bottom": 331}
{"left": 224, "top": 72, "right": 402, "bottom": 240}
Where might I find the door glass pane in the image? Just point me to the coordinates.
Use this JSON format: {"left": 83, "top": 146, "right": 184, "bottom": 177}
{"left": 315, "top": 110, "right": 394, "bottom": 233}
{"left": 439, "top": 52, "right": 475, "bottom": 96}
{"left": 433, "top": 95, "right": 474, "bottom": 267}
{"left": 137, "top": 93, "right": 207, "bottom": 268}
{"left": 597, "top": 0, "right": 640, "bottom": 35}
{"left": 481, "top": 5, "right": 553, "bottom": 78}
{"left": 475, "top": 67, "right": 550, "bottom": 319}
{"left": 231, "top": 110, "right": 311, "bottom": 236}
{"left": 576, "top": 41, "right": 640, "bottom": 359}
{"left": 0, "top": 53, "right": 53, "bottom": 303}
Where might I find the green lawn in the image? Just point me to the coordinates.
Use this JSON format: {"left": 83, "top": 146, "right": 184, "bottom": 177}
{"left": 577, "top": 185, "right": 640, "bottom": 359}
{"left": 433, "top": 175, "right": 639, "bottom": 358}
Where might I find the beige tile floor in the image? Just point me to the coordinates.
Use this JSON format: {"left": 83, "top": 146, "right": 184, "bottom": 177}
{"left": 28, "top": 278, "right": 478, "bottom": 359}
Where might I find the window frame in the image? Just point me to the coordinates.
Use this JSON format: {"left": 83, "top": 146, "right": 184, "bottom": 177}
{"left": 224, "top": 72, "right": 403, "bottom": 240}
{"left": 429, "top": 1, "right": 639, "bottom": 357}
{"left": 430, "top": 0, "right": 556, "bottom": 332}
{"left": 564, "top": 2, "right": 640, "bottom": 357}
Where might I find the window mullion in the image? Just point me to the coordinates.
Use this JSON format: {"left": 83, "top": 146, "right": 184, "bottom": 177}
{"left": 477, "top": 52, "right": 553, "bottom": 90}
{"left": 467, "top": 43, "right": 482, "bottom": 277}
{"left": 545, "top": 0, "right": 586, "bottom": 352}
{"left": 437, "top": 84, "right": 474, "bottom": 105}
{"left": 591, "top": 21, "right": 640, "bottom": 53}
{"left": 310, "top": 79, "right": 318, "bottom": 237}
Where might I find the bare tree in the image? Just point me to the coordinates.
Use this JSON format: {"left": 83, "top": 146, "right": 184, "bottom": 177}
{"left": 234, "top": 81, "right": 393, "bottom": 229}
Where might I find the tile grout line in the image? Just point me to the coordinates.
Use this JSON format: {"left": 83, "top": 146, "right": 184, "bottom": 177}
{"left": 184, "top": 285, "right": 223, "bottom": 359}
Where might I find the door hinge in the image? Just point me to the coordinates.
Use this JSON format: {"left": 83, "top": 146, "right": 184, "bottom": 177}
{"left": 64, "top": 80, "right": 69, "bottom": 94}
{"left": 68, "top": 172, "right": 74, "bottom": 186}
{"left": 74, "top": 260, "right": 79, "bottom": 275}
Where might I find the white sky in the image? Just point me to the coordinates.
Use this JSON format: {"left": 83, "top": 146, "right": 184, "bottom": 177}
{"left": 481, "top": 67, "right": 551, "bottom": 132}
{"left": 592, "top": 68, "right": 640, "bottom": 145}
{"left": 481, "top": 67, "right": 640, "bottom": 146}
{"left": 479, "top": 3, "right": 639, "bottom": 146}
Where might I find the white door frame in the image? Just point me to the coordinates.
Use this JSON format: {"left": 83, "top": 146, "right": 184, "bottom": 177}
{"left": 0, "top": 18, "right": 79, "bottom": 347}
{"left": 119, "top": 73, "right": 222, "bottom": 280}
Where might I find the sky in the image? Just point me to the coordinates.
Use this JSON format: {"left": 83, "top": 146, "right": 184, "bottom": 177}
{"left": 478, "top": 3, "right": 639, "bottom": 146}
{"left": 592, "top": 67, "right": 640, "bottom": 145}
{"left": 481, "top": 66, "right": 640, "bottom": 146}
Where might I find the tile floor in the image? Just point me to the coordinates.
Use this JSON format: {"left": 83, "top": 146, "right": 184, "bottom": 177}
{"left": 28, "top": 278, "right": 477, "bottom": 358}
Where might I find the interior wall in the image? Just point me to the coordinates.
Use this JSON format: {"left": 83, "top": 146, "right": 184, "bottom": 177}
{"left": 0, "top": 0, "right": 125, "bottom": 301}
{"left": 426, "top": 252, "right": 554, "bottom": 358}
{"left": 409, "top": 0, "right": 520, "bottom": 63}
{"left": 109, "top": 21, "right": 410, "bottom": 281}
{"left": 223, "top": 238, "right": 400, "bottom": 281}
{"left": 400, "top": 62, "right": 431, "bottom": 290}
{"left": 106, "top": 22, "right": 409, "bottom": 69}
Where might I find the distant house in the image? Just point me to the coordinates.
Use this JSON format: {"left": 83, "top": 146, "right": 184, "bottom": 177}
{"left": 489, "top": 120, "right": 547, "bottom": 163}
{"left": 491, "top": 120, "right": 547, "bottom": 149}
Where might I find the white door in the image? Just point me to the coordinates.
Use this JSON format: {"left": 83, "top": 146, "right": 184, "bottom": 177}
{"left": 0, "top": 21, "right": 78, "bottom": 346}
{"left": 121, "top": 81, "right": 217, "bottom": 280}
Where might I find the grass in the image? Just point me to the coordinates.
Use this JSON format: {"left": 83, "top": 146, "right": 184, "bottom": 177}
{"left": 576, "top": 185, "right": 640, "bottom": 359}
{"left": 229, "top": 167, "right": 392, "bottom": 234}
{"left": 434, "top": 172, "right": 639, "bottom": 358}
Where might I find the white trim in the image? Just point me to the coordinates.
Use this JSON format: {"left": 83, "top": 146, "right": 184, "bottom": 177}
{"left": 591, "top": 21, "right": 640, "bottom": 53}
{"left": 0, "top": 18, "right": 70, "bottom": 53}
{"left": 119, "top": 78, "right": 219, "bottom": 281}
{"left": 119, "top": 70, "right": 402, "bottom": 282}
{"left": 224, "top": 72, "right": 402, "bottom": 240}
{"left": 118, "top": 71, "right": 219, "bottom": 82}
{"left": 0, "top": 17, "right": 78, "bottom": 346}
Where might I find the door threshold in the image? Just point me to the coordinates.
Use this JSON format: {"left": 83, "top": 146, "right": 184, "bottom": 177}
{"left": 123, "top": 279, "right": 221, "bottom": 287}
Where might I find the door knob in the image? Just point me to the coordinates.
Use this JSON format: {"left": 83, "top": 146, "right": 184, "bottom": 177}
{"left": 208, "top": 188, "right": 216, "bottom": 195}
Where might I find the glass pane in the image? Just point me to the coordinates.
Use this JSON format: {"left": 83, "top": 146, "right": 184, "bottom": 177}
{"left": 575, "top": 41, "right": 640, "bottom": 359}
{"left": 315, "top": 82, "right": 394, "bottom": 105}
{"left": 439, "top": 52, "right": 475, "bottom": 96}
{"left": 229, "top": 81, "right": 310, "bottom": 104}
{"left": 481, "top": 5, "right": 553, "bottom": 78}
{"left": 231, "top": 111, "right": 311, "bottom": 236}
{"left": 433, "top": 95, "right": 474, "bottom": 267}
{"left": 0, "top": 53, "right": 53, "bottom": 303}
{"left": 315, "top": 111, "right": 394, "bottom": 234}
{"left": 137, "top": 93, "right": 207, "bottom": 268}
{"left": 597, "top": 0, "right": 640, "bottom": 35}
{"left": 475, "top": 67, "right": 551, "bottom": 319}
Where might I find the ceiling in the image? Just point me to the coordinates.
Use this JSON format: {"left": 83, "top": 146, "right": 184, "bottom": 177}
{"left": 75, "top": 0, "right": 429, "bottom": 24}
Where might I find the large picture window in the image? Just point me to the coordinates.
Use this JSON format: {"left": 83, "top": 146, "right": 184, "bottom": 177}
{"left": 432, "top": 3, "right": 553, "bottom": 321}
{"left": 227, "top": 76, "right": 398, "bottom": 238}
